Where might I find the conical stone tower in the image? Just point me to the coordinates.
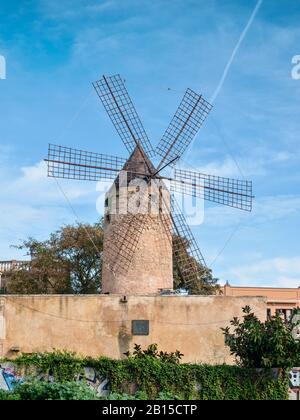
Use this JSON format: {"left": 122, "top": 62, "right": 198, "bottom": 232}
{"left": 102, "top": 146, "right": 173, "bottom": 295}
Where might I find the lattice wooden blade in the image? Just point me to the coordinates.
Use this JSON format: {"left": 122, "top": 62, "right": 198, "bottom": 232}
{"left": 158, "top": 195, "right": 208, "bottom": 288}
{"left": 93, "top": 74, "right": 155, "bottom": 158}
{"left": 103, "top": 214, "right": 148, "bottom": 276}
{"left": 171, "top": 168, "right": 253, "bottom": 212}
{"left": 171, "top": 196, "right": 206, "bottom": 269}
{"left": 46, "top": 144, "right": 126, "bottom": 182}
{"left": 156, "top": 88, "right": 212, "bottom": 168}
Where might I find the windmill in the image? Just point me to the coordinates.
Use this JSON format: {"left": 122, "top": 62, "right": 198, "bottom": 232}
{"left": 45, "top": 74, "right": 253, "bottom": 295}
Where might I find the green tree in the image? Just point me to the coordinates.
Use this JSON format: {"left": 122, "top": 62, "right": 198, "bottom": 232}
{"left": 222, "top": 306, "right": 300, "bottom": 368}
{"left": 173, "top": 235, "right": 219, "bottom": 295}
{"left": 8, "top": 222, "right": 104, "bottom": 294}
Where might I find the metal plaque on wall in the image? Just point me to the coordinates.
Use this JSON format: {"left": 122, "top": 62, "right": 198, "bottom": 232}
{"left": 132, "top": 320, "right": 150, "bottom": 336}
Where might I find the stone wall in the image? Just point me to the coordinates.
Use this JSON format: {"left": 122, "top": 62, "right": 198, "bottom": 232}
{"left": 0, "top": 295, "right": 266, "bottom": 364}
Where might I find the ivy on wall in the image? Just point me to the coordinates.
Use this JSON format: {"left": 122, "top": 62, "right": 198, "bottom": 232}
{"left": 3, "top": 350, "right": 289, "bottom": 400}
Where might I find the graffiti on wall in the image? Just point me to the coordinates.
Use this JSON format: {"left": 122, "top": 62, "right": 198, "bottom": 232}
{"left": 0, "top": 365, "right": 19, "bottom": 391}
{"left": 78, "top": 367, "right": 110, "bottom": 396}
{"left": 0, "top": 363, "right": 110, "bottom": 396}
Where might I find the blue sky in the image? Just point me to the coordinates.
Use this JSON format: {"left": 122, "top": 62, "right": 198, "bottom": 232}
{"left": 0, "top": 0, "right": 300, "bottom": 287}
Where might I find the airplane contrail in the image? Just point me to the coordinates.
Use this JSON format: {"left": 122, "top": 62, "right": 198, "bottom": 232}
{"left": 210, "top": 0, "right": 263, "bottom": 104}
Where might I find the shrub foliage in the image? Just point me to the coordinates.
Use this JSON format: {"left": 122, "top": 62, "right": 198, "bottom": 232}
{"left": 222, "top": 306, "right": 300, "bottom": 369}
{"left": 2, "top": 348, "right": 289, "bottom": 400}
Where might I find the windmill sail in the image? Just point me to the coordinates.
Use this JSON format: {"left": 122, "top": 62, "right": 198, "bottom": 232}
{"left": 46, "top": 144, "right": 126, "bottom": 182}
{"left": 156, "top": 88, "right": 212, "bottom": 169}
{"left": 158, "top": 195, "right": 209, "bottom": 290}
{"left": 171, "top": 168, "right": 253, "bottom": 212}
{"left": 170, "top": 195, "right": 206, "bottom": 268}
{"left": 93, "top": 74, "right": 155, "bottom": 158}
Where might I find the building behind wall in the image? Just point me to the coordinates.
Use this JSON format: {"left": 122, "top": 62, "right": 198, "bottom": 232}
{"left": 0, "top": 261, "right": 30, "bottom": 294}
{"left": 222, "top": 283, "right": 300, "bottom": 320}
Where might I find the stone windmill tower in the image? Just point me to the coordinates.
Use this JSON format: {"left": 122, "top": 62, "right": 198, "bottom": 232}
{"left": 102, "top": 146, "right": 173, "bottom": 295}
{"left": 46, "top": 74, "right": 253, "bottom": 295}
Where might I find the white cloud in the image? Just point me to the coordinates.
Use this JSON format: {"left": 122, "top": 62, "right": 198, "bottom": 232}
{"left": 227, "top": 256, "right": 300, "bottom": 288}
{"left": 0, "top": 160, "right": 105, "bottom": 259}
{"left": 3, "top": 161, "right": 96, "bottom": 204}
{"left": 85, "top": 1, "right": 115, "bottom": 14}
{"left": 192, "top": 158, "right": 243, "bottom": 178}
{"left": 203, "top": 194, "right": 300, "bottom": 228}
{"left": 181, "top": 147, "right": 298, "bottom": 180}
{"left": 253, "top": 195, "right": 300, "bottom": 224}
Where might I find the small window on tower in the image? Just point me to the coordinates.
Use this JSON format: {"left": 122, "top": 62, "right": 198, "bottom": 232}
{"left": 105, "top": 198, "right": 109, "bottom": 207}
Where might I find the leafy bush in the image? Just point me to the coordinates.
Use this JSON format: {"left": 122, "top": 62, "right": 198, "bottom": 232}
{"left": 105, "top": 391, "right": 180, "bottom": 400}
{"left": 0, "top": 381, "right": 99, "bottom": 400}
{"left": 124, "top": 343, "right": 183, "bottom": 364}
{"left": 0, "top": 386, "right": 182, "bottom": 401}
{"left": 106, "top": 391, "right": 148, "bottom": 400}
{"left": 12, "top": 350, "right": 85, "bottom": 382}
{"left": 0, "top": 389, "right": 21, "bottom": 400}
{"left": 222, "top": 306, "right": 300, "bottom": 368}
{"left": 3, "top": 349, "right": 289, "bottom": 400}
